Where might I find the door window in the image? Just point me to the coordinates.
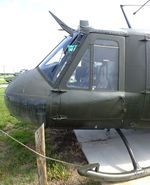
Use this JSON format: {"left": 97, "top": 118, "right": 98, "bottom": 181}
{"left": 93, "top": 40, "right": 119, "bottom": 91}
{"left": 67, "top": 48, "right": 90, "bottom": 89}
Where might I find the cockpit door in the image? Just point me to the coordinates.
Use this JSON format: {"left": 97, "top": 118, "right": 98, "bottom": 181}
{"left": 57, "top": 33, "right": 125, "bottom": 129}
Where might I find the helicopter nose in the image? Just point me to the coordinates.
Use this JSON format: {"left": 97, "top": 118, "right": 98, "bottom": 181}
{"left": 5, "top": 68, "right": 51, "bottom": 124}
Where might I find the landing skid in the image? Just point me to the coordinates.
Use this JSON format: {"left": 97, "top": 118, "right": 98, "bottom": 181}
{"left": 78, "top": 129, "right": 150, "bottom": 182}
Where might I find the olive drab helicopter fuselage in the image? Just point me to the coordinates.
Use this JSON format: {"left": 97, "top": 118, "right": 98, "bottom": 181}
{"left": 4, "top": 7, "right": 150, "bottom": 182}
{"left": 5, "top": 12, "right": 150, "bottom": 130}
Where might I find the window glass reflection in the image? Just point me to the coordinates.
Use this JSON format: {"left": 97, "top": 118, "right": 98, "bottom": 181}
{"left": 93, "top": 40, "right": 119, "bottom": 91}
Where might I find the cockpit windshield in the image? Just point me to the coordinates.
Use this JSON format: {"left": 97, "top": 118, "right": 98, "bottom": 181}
{"left": 39, "top": 32, "right": 84, "bottom": 83}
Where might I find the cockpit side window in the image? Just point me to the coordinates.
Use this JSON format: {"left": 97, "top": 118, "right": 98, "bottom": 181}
{"left": 92, "top": 40, "right": 119, "bottom": 91}
{"left": 38, "top": 32, "right": 85, "bottom": 84}
{"left": 67, "top": 48, "right": 90, "bottom": 89}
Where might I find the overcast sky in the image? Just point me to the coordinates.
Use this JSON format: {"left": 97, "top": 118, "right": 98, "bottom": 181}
{"left": 0, "top": 0, "right": 150, "bottom": 72}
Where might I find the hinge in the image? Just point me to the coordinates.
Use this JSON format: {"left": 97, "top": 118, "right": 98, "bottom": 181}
{"left": 119, "top": 96, "right": 127, "bottom": 113}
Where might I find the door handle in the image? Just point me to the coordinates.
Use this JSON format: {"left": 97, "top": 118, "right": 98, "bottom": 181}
{"left": 51, "top": 89, "right": 67, "bottom": 94}
{"left": 52, "top": 115, "right": 68, "bottom": 121}
{"left": 141, "top": 90, "right": 150, "bottom": 94}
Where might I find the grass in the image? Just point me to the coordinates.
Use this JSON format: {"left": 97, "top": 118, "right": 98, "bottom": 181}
{"left": 0, "top": 87, "right": 100, "bottom": 185}
{"left": 0, "top": 87, "right": 37, "bottom": 184}
{"left": 0, "top": 88, "right": 20, "bottom": 129}
{"left": 0, "top": 75, "right": 15, "bottom": 84}
{"left": 0, "top": 75, "right": 7, "bottom": 84}
{"left": 47, "top": 162, "right": 70, "bottom": 181}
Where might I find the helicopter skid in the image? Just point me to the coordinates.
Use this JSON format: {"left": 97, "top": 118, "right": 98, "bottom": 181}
{"left": 75, "top": 129, "right": 150, "bottom": 183}
{"left": 78, "top": 163, "right": 150, "bottom": 182}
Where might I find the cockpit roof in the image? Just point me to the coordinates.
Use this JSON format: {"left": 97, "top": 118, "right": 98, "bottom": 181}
{"left": 80, "top": 26, "right": 150, "bottom": 37}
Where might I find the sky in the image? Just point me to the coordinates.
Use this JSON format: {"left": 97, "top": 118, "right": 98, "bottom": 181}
{"left": 0, "top": 0, "right": 150, "bottom": 73}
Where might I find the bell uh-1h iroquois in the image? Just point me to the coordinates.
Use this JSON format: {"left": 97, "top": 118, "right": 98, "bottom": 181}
{"left": 4, "top": 4, "right": 150, "bottom": 182}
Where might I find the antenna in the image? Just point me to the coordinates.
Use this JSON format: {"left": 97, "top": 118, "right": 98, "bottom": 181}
{"left": 133, "top": 0, "right": 150, "bottom": 15}
{"left": 120, "top": 5, "right": 132, "bottom": 28}
{"left": 120, "top": 3, "right": 150, "bottom": 28}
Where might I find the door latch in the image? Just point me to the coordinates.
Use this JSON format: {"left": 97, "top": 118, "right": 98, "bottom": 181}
{"left": 119, "top": 96, "right": 127, "bottom": 113}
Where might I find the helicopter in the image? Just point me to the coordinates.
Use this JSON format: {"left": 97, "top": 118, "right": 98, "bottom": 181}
{"left": 4, "top": 4, "right": 150, "bottom": 182}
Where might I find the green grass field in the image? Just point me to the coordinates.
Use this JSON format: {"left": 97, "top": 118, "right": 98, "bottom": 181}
{"left": 0, "top": 87, "right": 37, "bottom": 184}
{"left": 0, "top": 87, "right": 99, "bottom": 185}
{"left": 0, "top": 76, "right": 7, "bottom": 84}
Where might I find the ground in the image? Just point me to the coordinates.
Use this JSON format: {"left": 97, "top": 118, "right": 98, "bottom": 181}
{"left": 45, "top": 129, "right": 100, "bottom": 185}
{"left": 0, "top": 127, "right": 100, "bottom": 185}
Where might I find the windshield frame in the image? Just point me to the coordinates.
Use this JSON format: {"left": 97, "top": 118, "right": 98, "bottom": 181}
{"left": 38, "top": 32, "right": 81, "bottom": 85}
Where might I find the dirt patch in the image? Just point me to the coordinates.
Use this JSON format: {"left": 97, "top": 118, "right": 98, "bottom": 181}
{"left": 46, "top": 129, "right": 87, "bottom": 165}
